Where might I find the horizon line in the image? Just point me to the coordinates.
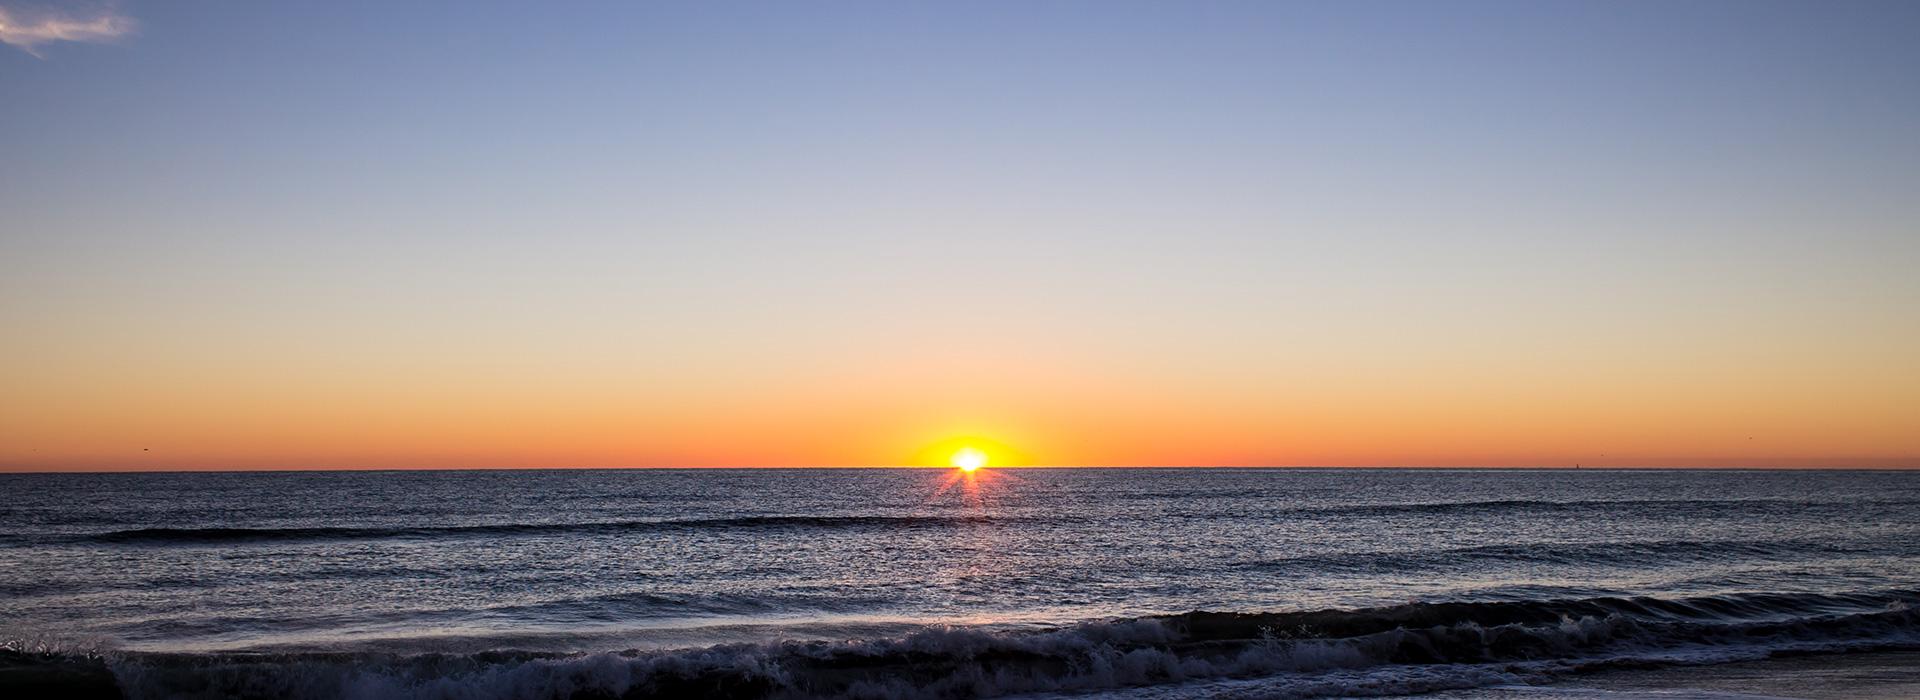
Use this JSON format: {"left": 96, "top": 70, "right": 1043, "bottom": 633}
{"left": 3, "top": 464, "right": 1916, "bottom": 475}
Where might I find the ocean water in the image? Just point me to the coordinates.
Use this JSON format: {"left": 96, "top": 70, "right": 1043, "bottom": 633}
{"left": 2, "top": 468, "right": 1917, "bottom": 699}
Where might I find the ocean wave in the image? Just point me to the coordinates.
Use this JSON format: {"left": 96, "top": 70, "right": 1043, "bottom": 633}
{"left": 1296, "top": 497, "right": 1920, "bottom": 518}
{"left": 8, "top": 590, "right": 1918, "bottom": 699}
{"left": 78, "top": 515, "right": 1015, "bottom": 545}
{"left": 1235, "top": 538, "right": 1882, "bottom": 574}
{"left": 54, "top": 498, "right": 1909, "bottom": 548}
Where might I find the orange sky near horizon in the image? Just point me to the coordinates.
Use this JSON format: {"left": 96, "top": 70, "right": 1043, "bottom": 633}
{"left": 4, "top": 309, "right": 1914, "bottom": 471}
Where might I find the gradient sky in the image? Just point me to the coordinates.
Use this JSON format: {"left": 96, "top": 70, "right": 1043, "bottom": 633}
{"left": 3, "top": 1, "right": 1917, "bottom": 470}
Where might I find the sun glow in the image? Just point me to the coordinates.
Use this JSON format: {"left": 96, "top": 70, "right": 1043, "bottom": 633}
{"left": 951, "top": 447, "right": 987, "bottom": 472}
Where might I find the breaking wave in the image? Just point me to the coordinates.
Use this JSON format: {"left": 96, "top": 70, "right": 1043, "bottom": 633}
{"left": 8, "top": 590, "right": 1919, "bottom": 699}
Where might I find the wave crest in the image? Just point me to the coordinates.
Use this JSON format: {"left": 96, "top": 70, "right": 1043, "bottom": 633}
{"left": 82, "top": 515, "right": 1011, "bottom": 545}
{"left": 11, "top": 590, "right": 1914, "bottom": 699}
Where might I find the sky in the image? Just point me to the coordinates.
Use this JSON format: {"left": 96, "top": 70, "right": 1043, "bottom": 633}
{"left": 2, "top": 1, "right": 1917, "bottom": 470}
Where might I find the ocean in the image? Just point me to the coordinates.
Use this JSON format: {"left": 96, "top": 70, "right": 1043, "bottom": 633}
{"left": 2, "top": 468, "right": 1917, "bottom": 699}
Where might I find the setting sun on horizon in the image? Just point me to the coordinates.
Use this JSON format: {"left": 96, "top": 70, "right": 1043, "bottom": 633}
{"left": 951, "top": 447, "right": 988, "bottom": 472}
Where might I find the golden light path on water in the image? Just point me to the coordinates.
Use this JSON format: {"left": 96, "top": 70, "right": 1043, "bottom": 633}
{"left": 925, "top": 458, "right": 1025, "bottom": 511}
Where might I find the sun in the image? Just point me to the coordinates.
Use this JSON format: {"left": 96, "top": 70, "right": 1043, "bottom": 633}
{"left": 916, "top": 435, "right": 1021, "bottom": 470}
{"left": 951, "top": 447, "right": 988, "bottom": 472}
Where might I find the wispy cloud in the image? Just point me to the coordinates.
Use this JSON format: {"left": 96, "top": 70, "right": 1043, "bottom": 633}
{"left": 0, "top": 2, "right": 135, "bottom": 57}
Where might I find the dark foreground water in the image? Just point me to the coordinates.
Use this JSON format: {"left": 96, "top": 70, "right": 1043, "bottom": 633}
{"left": 2, "top": 468, "right": 1917, "bottom": 699}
